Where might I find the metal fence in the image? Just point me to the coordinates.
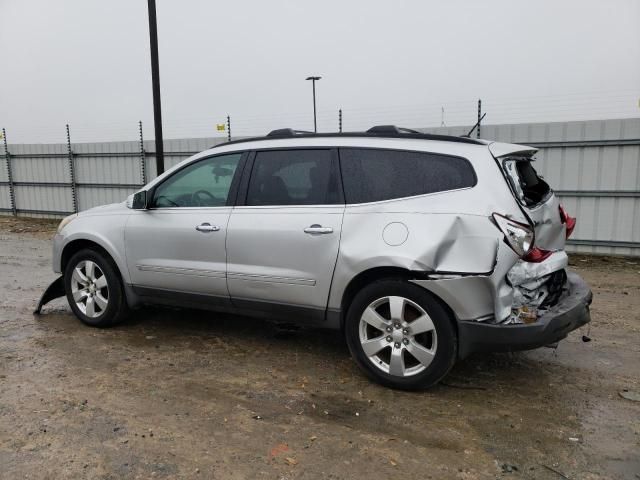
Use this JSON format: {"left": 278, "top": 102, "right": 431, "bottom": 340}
{"left": 1, "top": 118, "right": 639, "bottom": 256}
{"left": 0, "top": 127, "right": 228, "bottom": 217}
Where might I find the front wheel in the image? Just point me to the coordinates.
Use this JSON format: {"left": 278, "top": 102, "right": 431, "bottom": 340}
{"left": 64, "top": 249, "right": 129, "bottom": 327}
{"left": 345, "top": 280, "right": 457, "bottom": 390}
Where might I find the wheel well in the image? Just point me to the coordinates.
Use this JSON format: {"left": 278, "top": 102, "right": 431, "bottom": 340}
{"left": 339, "top": 267, "right": 459, "bottom": 338}
{"left": 340, "top": 267, "right": 411, "bottom": 320}
{"left": 61, "top": 240, "right": 117, "bottom": 275}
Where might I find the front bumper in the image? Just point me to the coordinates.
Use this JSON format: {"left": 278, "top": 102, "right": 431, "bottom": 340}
{"left": 457, "top": 271, "right": 592, "bottom": 358}
{"left": 52, "top": 233, "right": 64, "bottom": 273}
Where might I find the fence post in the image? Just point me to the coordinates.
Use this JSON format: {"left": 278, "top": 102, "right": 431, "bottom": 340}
{"left": 138, "top": 121, "right": 147, "bottom": 184}
{"left": 2, "top": 128, "right": 17, "bottom": 216}
{"left": 226, "top": 115, "right": 231, "bottom": 142}
{"left": 477, "top": 99, "right": 482, "bottom": 139}
{"left": 66, "top": 124, "right": 78, "bottom": 213}
{"left": 338, "top": 109, "right": 342, "bottom": 133}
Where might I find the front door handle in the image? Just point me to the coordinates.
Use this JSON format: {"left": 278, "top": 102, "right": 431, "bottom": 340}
{"left": 304, "top": 224, "right": 333, "bottom": 235}
{"left": 195, "top": 223, "right": 220, "bottom": 233}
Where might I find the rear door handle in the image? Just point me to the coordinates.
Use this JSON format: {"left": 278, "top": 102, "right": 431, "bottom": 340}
{"left": 304, "top": 224, "right": 333, "bottom": 235}
{"left": 195, "top": 223, "right": 220, "bottom": 233}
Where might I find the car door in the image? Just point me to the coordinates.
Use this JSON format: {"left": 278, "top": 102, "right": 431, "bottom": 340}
{"left": 125, "top": 152, "right": 245, "bottom": 301}
{"left": 226, "top": 148, "right": 344, "bottom": 319}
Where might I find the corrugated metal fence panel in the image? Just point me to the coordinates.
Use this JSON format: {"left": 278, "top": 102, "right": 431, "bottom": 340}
{"left": 0, "top": 148, "right": 8, "bottom": 182}
{"left": 76, "top": 186, "right": 138, "bottom": 210}
{"left": 0, "top": 185, "right": 12, "bottom": 210}
{"left": 14, "top": 185, "right": 73, "bottom": 214}
{"left": 1, "top": 144, "right": 16, "bottom": 210}
{"left": 73, "top": 141, "right": 142, "bottom": 185}
{"left": 11, "top": 143, "right": 69, "bottom": 183}
{"left": 142, "top": 139, "right": 157, "bottom": 181}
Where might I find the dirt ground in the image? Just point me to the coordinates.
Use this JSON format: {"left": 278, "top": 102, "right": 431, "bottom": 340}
{"left": 0, "top": 216, "right": 638, "bottom": 480}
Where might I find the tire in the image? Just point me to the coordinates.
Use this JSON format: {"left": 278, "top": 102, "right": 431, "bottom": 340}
{"left": 345, "top": 279, "right": 457, "bottom": 390}
{"left": 64, "top": 248, "right": 129, "bottom": 327}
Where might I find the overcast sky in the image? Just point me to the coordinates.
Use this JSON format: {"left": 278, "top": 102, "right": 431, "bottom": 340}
{"left": 1, "top": 0, "right": 639, "bottom": 143}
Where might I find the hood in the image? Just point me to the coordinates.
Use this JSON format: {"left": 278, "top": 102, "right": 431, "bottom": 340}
{"left": 78, "top": 201, "right": 129, "bottom": 216}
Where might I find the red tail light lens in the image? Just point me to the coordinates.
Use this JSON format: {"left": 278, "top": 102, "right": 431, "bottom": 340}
{"left": 559, "top": 205, "right": 576, "bottom": 239}
{"left": 522, "top": 246, "right": 553, "bottom": 263}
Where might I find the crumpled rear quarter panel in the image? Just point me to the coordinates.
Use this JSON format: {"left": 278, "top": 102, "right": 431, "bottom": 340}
{"left": 327, "top": 186, "right": 518, "bottom": 319}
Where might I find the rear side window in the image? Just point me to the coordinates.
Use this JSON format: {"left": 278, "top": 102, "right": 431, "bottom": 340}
{"left": 339, "top": 148, "right": 476, "bottom": 204}
{"left": 246, "top": 149, "right": 340, "bottom": 206}
{"left": 503, "top": 158, "right": 551, "bottom": 207}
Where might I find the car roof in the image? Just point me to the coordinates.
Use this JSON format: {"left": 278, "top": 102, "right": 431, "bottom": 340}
{"left": 207, "top": 126, "right": 537, "bottom": 160}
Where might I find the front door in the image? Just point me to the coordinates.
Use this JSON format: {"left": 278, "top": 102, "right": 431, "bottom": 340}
{"left": 226, "top": 149, "right": 344, "bottom": 318}
{"left": 125, "top": 152, "right": 244, "bottom": 300}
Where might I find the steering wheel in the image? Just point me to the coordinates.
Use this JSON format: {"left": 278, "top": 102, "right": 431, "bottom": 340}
{"left": 191, "top": 190, "right": 218, "bottom": 206}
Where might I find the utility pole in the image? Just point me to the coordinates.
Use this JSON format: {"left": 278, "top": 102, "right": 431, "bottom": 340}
{"left": 305, "top": 76, "right": 321, "bottom": 132}
{"left": 147, "top": 0, "right": 165, "bottom": 174}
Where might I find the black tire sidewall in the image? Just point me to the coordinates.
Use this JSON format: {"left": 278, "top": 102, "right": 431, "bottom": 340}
{"left": 345, "top": 279, "right": 457, "bottom": 390}
{"left": 64, "top": 249, "right": 127, "bottom": 327}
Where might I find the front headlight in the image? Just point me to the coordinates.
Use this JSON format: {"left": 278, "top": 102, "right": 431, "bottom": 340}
{"left": 57, "top": 214, "right": 78, "bottom": 234}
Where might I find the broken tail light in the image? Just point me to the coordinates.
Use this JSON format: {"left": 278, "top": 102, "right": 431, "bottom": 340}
{"left": 559, "top": 204, "right": 576, "bottom": 239}
{"left": 492, "top": 213, "right": 534, "bottom": 257}
{"left": 522, "top": 246, "right": 553, "bottom": 263}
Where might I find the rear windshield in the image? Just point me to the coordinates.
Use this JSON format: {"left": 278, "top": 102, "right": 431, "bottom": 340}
{"left": 502, "top": 158, "right": 551, "bottom": 207}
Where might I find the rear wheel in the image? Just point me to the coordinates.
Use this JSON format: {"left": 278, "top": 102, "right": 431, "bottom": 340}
{"left": 64, "top": 249, "right": 129, "bottom": 327}
{"left": 345, "top": 279, "right": 457, "bottom": 390}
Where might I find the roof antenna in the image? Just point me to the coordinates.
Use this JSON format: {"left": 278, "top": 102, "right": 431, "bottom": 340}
{"left": 440, "top": 107, "right": 446, "bottom": 127}
{"left": 465, "top": 112, "right": 486, "bottom": 138}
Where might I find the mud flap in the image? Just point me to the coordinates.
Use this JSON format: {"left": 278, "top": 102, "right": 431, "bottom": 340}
{"left": 34, "top": 276, "right": 66, "bottom": 314}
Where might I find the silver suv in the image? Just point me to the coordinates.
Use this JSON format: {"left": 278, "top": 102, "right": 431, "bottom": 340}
{"left": 39, "top": 126, "right": 592, "bottom": 389}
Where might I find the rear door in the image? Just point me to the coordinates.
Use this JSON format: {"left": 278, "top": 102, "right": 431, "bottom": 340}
{"left": 226, "top": 148, "right": 344, "bottom": 318}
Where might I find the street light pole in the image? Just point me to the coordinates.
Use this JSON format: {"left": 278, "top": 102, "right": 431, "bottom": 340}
{"left": 147, "top": 0, "right": 164, "bottom": 175}
{"left": 305, "top": 76, "right": 321, "bottom": 133}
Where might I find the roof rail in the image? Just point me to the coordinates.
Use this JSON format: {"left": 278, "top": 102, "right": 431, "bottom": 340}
{"left": 211, "top": 125, "right": 486, "bottom": 148}
{"left": 366, "top": 125, "right": 421, "bottom": 135}
{"left": 266, "top": 128, "right": 314, "bottom": 137}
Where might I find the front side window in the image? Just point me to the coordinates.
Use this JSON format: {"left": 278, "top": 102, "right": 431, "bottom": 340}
{"left": 339, "top": 148, "right": 476, "bottom": 204}
{"left": 152, "top": 153, "right": 242, "bottom": 208}
{"left": 246, "top": 149, "right": 339, "bottom": 206}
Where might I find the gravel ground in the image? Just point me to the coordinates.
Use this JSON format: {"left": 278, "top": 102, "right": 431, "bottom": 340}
{"left": 0, "top": 216, "right": 639, "bottom": 479}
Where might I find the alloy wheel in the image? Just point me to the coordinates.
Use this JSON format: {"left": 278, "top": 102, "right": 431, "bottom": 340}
{"left": 358, "top": 295, "right": 437, "bottom": 377}
{"left": 70, "top": 260, "right": 109, "bottom": 318}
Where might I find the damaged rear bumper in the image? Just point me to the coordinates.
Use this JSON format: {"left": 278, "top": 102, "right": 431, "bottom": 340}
{"left": 457, "top": 271, "right": 592, "bottom": 358}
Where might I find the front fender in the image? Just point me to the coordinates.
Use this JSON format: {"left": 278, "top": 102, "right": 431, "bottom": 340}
{"left": 55, "top": 212, "right": 131, "bottom": 284}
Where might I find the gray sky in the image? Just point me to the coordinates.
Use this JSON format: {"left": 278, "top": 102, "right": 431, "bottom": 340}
{"left": 1, "top": 0, "right": 639, "bottom": 143}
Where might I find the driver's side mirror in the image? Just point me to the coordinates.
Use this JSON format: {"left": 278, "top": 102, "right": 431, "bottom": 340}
{"left": 126, "top": 190, "right": 148, "bottom": 210}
